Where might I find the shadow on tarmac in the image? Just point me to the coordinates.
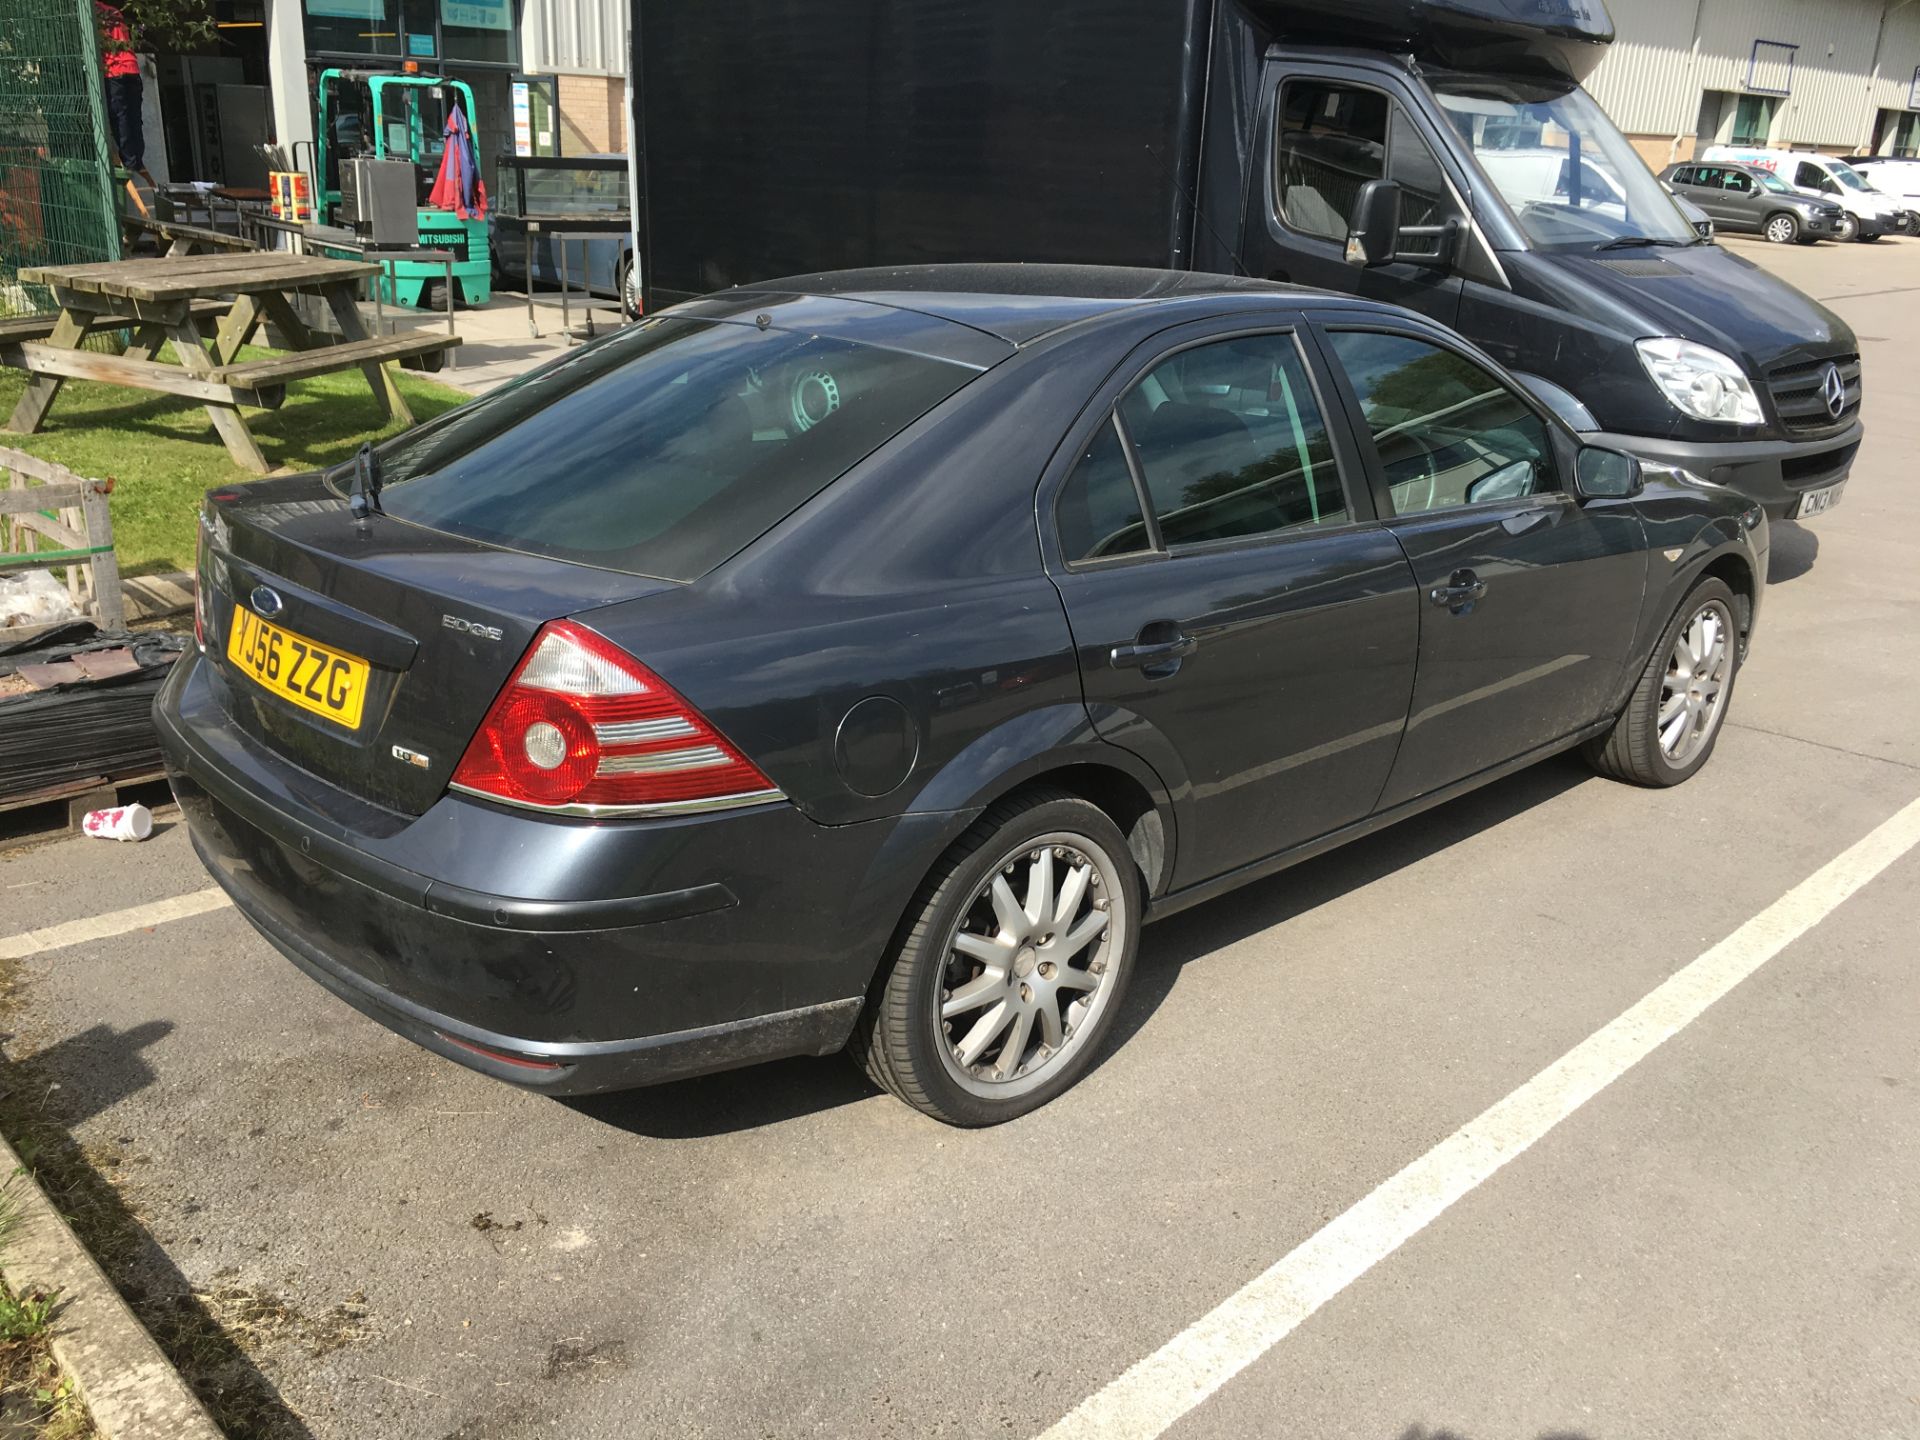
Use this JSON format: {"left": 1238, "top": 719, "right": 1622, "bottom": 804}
{"left": 1767, "top": 519, "right": 1819, "bottom": 583}
{"left": 0, "top": 1024, "right": 319, "bottom": 1439}
{"left": 574, "top": 755, "right": 1591, "bottom": 1140}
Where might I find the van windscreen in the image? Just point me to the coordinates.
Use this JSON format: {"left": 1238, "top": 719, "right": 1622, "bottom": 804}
{"left": 1433, "top": 76, "right": 1699, "bottom": 251}
{"left": 368, "top": 317, "right": 979, "bottom": 581}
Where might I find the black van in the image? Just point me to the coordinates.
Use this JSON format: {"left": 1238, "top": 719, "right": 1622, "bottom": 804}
{"left": 631, "top": 0, "right": 1860, "bottom": 521}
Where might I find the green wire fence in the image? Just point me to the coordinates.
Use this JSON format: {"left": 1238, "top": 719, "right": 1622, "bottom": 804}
{"left": 0, "top": 0, "right": 122, "bottom": 316}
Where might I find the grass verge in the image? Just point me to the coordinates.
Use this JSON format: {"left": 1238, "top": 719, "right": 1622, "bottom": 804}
{"left": 0, "top": 345, "right": 470, "bottom": 577}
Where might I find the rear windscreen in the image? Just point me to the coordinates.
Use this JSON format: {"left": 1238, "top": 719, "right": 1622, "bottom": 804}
{"left": 373, "top": 317, "right": 978, "bottom": 580}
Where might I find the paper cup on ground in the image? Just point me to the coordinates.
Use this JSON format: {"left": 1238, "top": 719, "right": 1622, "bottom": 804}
{"left": 82, "top": 804, "right": 153, "bottom": 842}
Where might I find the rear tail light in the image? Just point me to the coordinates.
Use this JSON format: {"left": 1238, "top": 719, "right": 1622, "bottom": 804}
{"left": 449, "top": 620, "right": 783, "bottom": 817}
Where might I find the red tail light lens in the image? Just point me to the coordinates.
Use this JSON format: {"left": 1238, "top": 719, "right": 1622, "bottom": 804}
{"left": 449, "top": 621, "right": 782, "bottom": 816}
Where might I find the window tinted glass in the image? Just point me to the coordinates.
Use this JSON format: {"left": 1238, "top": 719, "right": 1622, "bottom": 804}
{"left": 374, "top": 318, "right": 976, "bottom": 580}
{"left": 1117, "top": 334, "right": 1348, "bottom": 546}
{"left": 1725, "top": 171, "right": 1751, "bottom": 192}
{"left": 1388, "top": 106, "right": 1453, "bottom": 236}
{"left": 1057, "top": 419, "right": 1150, "bottom": 562}
{"left": 1327, "top": 331, "right": 1554, "bottom": 517}
{"left": 1278, "top": 81, "right": 1386, "bottom": 241}
{"left": 1795, "top": 161, "right": 1826, "bottom": 189}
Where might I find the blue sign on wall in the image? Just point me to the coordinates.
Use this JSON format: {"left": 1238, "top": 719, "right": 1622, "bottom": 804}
{"left": 306, "top": 0, "right": 382, "bottom": 18}
{"left": 409, "top": 31, "right": 436, "bottom": 56}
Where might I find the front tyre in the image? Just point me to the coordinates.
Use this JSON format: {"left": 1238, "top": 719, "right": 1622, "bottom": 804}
{"left": 1585, "top": 577, "right": 1742, "bottom": 787}
{"left": 1763, "top": 212, "right": 1800, "bottom": 245}
{"left": 1834, "top": 212, "right": 1860, "bottom": 243}
{"left": 853, "top": 789, "right": 1142, "bottom": 1126}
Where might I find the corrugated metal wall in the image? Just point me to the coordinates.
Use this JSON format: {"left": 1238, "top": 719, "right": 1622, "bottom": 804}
{"left": 524, "top": 0, "right": 625, "bottom": 76}
{"left": 1589, "top": 0, "right": 1920, "bottom": 148}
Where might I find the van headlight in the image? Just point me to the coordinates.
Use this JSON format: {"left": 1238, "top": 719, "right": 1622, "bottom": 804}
{"left": 1635, "top": 338, "right": 1763, "bottom": 425}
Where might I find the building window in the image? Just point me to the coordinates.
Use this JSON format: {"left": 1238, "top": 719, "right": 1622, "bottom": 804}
{"left": 303, "top": 0, "right": 518, "bottom": 66}
{"left": 1732, "top": 95, "right": 1774, "bottom": 147}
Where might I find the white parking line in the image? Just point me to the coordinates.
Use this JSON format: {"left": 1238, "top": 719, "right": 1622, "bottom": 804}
{"left": 1037, "top": 792, "right": 1920, "bottom": 1440}
{"left": 0, "top": 888, "right": 232, "bottom": 962}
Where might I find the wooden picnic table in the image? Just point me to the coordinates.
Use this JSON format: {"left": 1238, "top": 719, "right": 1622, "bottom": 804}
{"left": 3, "top": 252, "right": 459, "bottom": 475}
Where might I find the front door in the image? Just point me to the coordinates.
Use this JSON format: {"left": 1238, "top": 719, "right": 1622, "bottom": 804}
{"left": 1244, "top": 68, "right": 1467, "bottom": 331}
{"left": 1315, "top": 323, "right": 1649, "bottom": 808}
{"left": 1046, "top": 325, "right": 1420, "bottom": 888}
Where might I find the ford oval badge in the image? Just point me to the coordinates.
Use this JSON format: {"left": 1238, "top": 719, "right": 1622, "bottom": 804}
{"left": 251, "top": 585, "right": 284, "bottom": 619}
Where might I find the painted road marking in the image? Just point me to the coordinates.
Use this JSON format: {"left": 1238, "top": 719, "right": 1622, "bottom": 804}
{"left": 1037, "top": 792, "right": 1920, "bottom": 1440}
{"left": 0, "top": 888, "right": 232, "bottom": 961}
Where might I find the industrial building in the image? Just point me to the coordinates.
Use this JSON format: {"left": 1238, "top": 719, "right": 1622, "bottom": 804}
{"left": 1589, "top": 0, "right": 1920, "bottom": 166}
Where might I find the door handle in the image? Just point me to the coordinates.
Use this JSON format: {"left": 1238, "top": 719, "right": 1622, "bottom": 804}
{"left": 1429, "top": 570, "right": 1487, "bottom": 615}
{"left": 1110, "top": 628, "right": 1197, "bottom": 674}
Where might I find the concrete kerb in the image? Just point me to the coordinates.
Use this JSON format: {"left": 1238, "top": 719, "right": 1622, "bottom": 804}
{"left": 0, "top": 1129, "right": 222, "bottom": 1440}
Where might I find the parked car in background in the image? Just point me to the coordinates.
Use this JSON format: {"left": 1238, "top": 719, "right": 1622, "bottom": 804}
{"left": 159, "top": 266, "right": 1771, "bottom": 1126}
{"left": 1843, "top": 154, "right": 1920, "bottom": 227}
{"left": 1701, "top": 147, "right": 1910, "bottom": 241}
{"left": 1660, "top": 161, "right": 1844, "bottom": 244}
{"left": 490, "top": 154, "right": 640, "bottom": 319}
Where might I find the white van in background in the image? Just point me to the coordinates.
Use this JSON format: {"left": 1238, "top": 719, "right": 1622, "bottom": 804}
{"left": 1702, "top": 147, "right": 1911, "bottom": 240}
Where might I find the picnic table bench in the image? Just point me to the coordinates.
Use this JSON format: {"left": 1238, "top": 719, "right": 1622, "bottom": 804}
{"left": 4, "top": 253, "right": 460, "bottom": 475}
{"left": 126, "top": 216, "right": 260, "bottom": 256}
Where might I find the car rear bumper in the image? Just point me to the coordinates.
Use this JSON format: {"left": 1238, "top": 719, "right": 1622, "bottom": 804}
{"left": 155, "top": 651, "right": 907, "bottom": 1094}
{"left": 1594, "top": 421, "right": 1862, "bottom": 520}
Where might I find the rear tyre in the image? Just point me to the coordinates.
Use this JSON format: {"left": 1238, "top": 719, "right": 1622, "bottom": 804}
{"left": 852, "top": 788, "right": 1142, "bottom": 1126}
{"left": 1834, "top": 212, "right": 1860, "bottom": 243}
{"left": 619, "top": 255, "right": 641, "bottom": 321}
{"left": 1585, "top": 577, "right": 1742, "bottom": 788}
{"left": 1763, "top": 212, "right": 1800, "bottom": 245}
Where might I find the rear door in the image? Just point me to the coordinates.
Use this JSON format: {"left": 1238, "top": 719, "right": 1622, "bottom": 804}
{"left": 1313, "top": 321, "right": 1648, "bottom": 808}
{"left": 1044, "top": 318, "right": 1420, "bottom": 888}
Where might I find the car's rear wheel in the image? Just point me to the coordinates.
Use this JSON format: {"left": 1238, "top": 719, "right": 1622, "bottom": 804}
{"left": 619, "top": 255, "right": 641, "bottom": 321}
{"left": 1835, "top": 212, "right": 1860, "bottom": 242}
{"left": 1586, "top": 577, "right": 1742, "bottom": 787}
{"left": 854, "top": 789, "right": 1141, "bottom": 1125}
{"left": 1764, "top": 212, "right": 1800, "bottom": 244}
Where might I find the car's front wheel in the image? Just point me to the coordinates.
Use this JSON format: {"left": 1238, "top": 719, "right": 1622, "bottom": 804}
{"left": 854, "top": 789, "right": 1142, "bottom": 1125}
{"left": 1586, "top": 577, "right": 1742, "bottom": 787}
{"left": 1764, "top": 212, "right": 1801, "bottom": 244}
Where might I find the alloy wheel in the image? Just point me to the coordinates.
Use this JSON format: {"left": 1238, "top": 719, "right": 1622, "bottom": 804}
{"left": 1659, "top": 598, "right": 1733, "bottom": 766}
{"left": 1766, "top": 215, "right": 1796, "bottom": 244}
{"left": 935, "top": 832, "right": 1128, "bottom": 1099}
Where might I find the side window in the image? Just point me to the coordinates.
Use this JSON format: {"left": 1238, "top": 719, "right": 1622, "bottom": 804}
{"left": 1794, "top": 161, "right": 1826, "bottom": 190}
{"left": 1387, "top": 106, "right": 1453, "bottom": 236}
{"left": 1277, "top": 81, "right": 1386, "bottom": 241}
{"left": 1726, "top": 172, "right": 1752, "bottom": 193}
{"left": 1672, "top": 166, "right": 1698, "bottom": 186}
{"left": 1057, "top": 420, "right": 1151, "bottom": 562}
{"left": 1116, "top": 333, "right": 1348, "bottom": 547}
{"left": 1326, "top": 331, "right": 1555, "bottom": 518}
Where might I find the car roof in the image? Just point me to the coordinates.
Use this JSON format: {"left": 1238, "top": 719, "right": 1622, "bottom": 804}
{"left": 735, "top": 264, "right": 1341, "bottom": 346}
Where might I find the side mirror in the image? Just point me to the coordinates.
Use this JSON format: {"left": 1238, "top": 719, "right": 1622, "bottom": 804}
{"left": 1346, "top": 179, "right": 1402, "bottom": 267}
{"left": 1574, "top": 445, "right": 1643, "bottom": 500}
{"left": 1346, "top": 178, "right": 1457, "bottom": 270}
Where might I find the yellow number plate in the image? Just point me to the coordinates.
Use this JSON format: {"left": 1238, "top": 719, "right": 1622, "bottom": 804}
{"left": 226, "top": 604, "right": 370, "bottom": 730}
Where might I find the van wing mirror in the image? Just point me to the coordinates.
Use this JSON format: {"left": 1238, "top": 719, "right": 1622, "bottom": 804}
{"left": 1574, "top": 445, "right": 1644, "bottom": 501}
{"left": 1345, "top": 179, "right": 1455, "bottom": 270}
